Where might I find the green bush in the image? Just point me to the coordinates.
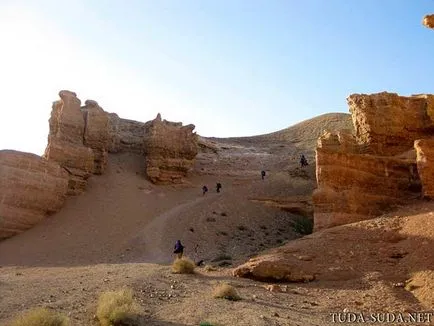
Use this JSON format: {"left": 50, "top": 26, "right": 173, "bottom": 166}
{"left": 291, "top": 216, "right": 314, "bottom": 235}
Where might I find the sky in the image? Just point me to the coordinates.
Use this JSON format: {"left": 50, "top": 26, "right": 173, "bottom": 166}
{"left": 0, "top": 0, "right": 433, "bottom": 155}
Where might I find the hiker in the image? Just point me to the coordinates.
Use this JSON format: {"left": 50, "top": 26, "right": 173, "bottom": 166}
{"left": 300, "top": 154, "right": 308, "bottom": 168}
{"left": 261, "top": 170, "right": 266, "bottom": 180}
{"left": 202, "top": 185, "right": 208, "bottom": 195}
{"left": 216, "top": 182, "right": 222, "bottom": 193}
{"left": 173, "top": 240, "right": 184, "bottom": 259}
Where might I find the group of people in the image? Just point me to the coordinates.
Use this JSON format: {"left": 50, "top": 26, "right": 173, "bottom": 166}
{"left": 175, "top": 154, "right": 309, "bottom": 260}
{"left": 202, "top": 182, "right": 222, "bottom": 195}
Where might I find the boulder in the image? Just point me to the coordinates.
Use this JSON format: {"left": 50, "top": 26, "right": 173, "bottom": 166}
{"left": 423, "top": 14, "right": 434, "bottom": 29}
{"left": 82, "top": 100, "right": 110, "bottom": 174}
{"left": 44, "top": 90, "right": 94, "bottom": 195}
{"left": 0, "top": 150, "right": 68, "bottom": 239}
{"left": 414, "top": 138, "right": 434, "bottom": 198}
{"left": 143, "top": 114, "right": 198, "bottom": 184}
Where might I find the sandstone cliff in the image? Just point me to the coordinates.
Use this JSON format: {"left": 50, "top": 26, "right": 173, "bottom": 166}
{"left": 0, "top": 150, "right": 69, "bottom": 239}
{"left": 314, "top": 92, "right": 433, "bottom": 230}
{"left": 143, "top": 114, "right": 198, "bottom": 184}
{"left": 415, "top": 138, "right": 434, "bottom": 198}
{"left": 44, "top": 91, "right": 95, "bottom": 195}
{"left": 108, "top": 113, "right": 146, "bottom": 153}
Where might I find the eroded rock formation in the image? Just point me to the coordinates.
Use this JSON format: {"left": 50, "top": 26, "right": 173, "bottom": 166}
{"left": 314, "top": 92, "right": 433, "bottom": 230}
{"left": 44, "top": 91, "right": 95, "bottom": 195}
{"left": 143, "top": 114, "right": 198, "bottom": 184}
{"left": 108, "top": 113, "right": 146, "bottom": 153}
{"left": 0, "top": 150, "right": 69, "bottom": 239}
{"left": 423, "top": 14, "right": 434, "bottom": 29}
{"left": 415, "top": 139, "right": 434, "bottom": 198}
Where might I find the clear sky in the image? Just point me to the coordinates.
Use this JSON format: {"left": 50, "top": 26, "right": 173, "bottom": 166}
{"left": 0, "top": 0, "right": 433, "bottom": 155}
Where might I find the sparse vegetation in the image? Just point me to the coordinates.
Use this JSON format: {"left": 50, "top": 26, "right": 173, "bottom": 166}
{"left": 237, "top": 225, "right": 247, "bottom": 231}
{"left": 10, "top": 307, "right": 70, "bottom": 326}
{"left": 206, "top": 217, "right": 216, "bottom": 222}
{"left": 291, "top": 216, "right": 314, "bottom": 235}
{"left": 96, "top": 288, "right": 140, "bottom": 326}
{"left": 212, "top": 283, "right": 241, "bottom": 301}
{"left": 220, "top": 212, "right": 227, "bottom": 216}
{"left": 171, "top": 257, "right": 195, "bottom": 274}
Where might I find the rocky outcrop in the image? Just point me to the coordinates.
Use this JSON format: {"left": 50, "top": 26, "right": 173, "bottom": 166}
{"left": 414, "top": 139, "right": 434, "bottom": 198}
{"left": 347, "top": 92, "right": 434, "bottom": 156}
{"left": 82, "top": 100, "right": 110, "bottom": 174}
{"left": 143, "top": 114, "right": 198, "bottom": 184}
{"left": 108, "top": 113, "right": 146, "bottom": 153}
{"left": 423, "top": 14, "right": 434, "bottom": 29}
{"left": 0, "top": 150, "right": 69, "bottom": 239}
{"left": 313, "top": 130, "right": 420, "bottom": 230}
{"left": 44, "top": 91, "right": 94, "bottom": 195}
{"left": 313, "top": 92, "right": 434, "bottom": 230}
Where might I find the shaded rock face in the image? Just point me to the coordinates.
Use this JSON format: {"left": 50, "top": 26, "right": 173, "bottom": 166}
{"left": 415, "top": 139, "right": 434, "bottom": 198}
{"left": 82, "top": 100, "right": 110, "bottom": 174}
{"left": 314, "top": 131, "right": 420, "bottom": 230}
{"left": 314, "top": 92, "right": 434, "bottom": 230}
{"left": 423, "top": 14, "right": 434, "bottom": 29}
{"left": 0, "top": 150, "right": 69, "bottom": 239}
{"left": 143, "top": 114, "right": 198, "bottom": 184}
{"left": 108, "top": 113, "right": 146, "bottom": 153}
{"left": 44, "top": 91, "right": 95, "bottom": 195}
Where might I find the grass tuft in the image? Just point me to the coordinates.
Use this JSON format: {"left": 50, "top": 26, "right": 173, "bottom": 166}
{"left": 172, "top": 257, "right": 195, "bottom": 274}
{"left": 10, "top": 307, "right": 70, "bottom": 326}
{"left": 96, "top": 288, "right": 140, "bottom": 326}
{"left": 212, "top": 283, "right": 241, "bottom": 301}
{"left": 291, "top": 216, "right": 314, "bottom": 235}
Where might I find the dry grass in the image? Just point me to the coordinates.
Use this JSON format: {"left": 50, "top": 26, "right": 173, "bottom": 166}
{"left": 96, "top": 288, "right": 140, "bottom": 326}
{"left": 212, "top": 283, "right": 241, "bottom": 301}
{"left": 10, "top": 307, "right": 70, "bottom": 326}
{"left": 171, "top": 257, "right": 195, "bottom": 274}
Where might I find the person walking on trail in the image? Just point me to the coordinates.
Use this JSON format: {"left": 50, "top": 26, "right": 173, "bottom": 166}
{"left": 202, "top": 185, "right": 208, "bottom": 195}
{"left": 261, "top": 170, "right": 266, "bottom": 180}
{"left": 173, "top": 240, "right": 184, "bottom": 259}
{"left": 216, "top": 182, "right": 222, "bottom": 193}
{"left": 300, "top": 154, "right": 308, "bottom": 168}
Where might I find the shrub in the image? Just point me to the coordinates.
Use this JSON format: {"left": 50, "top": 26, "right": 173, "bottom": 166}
{"left": 10, "top": 307, "right": 70, "bottom": 326}
{"left": 171, "top": 257, "right": 195, "bottom": 274}
{"left": 290, "top": 216, "right": 314, "bottom": 235}
{"left": 212, "top": 283, "right": 241, "bottom": 301}
{"left": 96, "top": 288, "right": 140, "bottom": 326}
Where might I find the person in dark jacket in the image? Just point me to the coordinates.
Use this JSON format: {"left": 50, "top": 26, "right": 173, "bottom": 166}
{"left": 300, "top": 154, "right": 308, "bottom": 168}
{"left": 202, "top": 185, "right": 208, "bottom": 195}
{"left": 216, "top": 182, "right": 222, "bottom": 193}
{"left": 173, "top": 240, "right": 184, "bottom": 259}
{"left": 261, "top": 170, "right": 266, "bottom": 180}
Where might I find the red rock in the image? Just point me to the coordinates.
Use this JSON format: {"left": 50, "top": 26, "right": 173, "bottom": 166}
{"left": 423, "top": 14, "right": 434, "bottom": 29}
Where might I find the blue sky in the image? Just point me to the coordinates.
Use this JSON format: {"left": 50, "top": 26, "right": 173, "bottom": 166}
{"left": 0, "top": 0, "right": 433, "bottom": 154}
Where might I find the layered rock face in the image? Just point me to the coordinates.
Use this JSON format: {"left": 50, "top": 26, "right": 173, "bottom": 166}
{"left": 108, "top": 113, "right": 146, "bottom": 153}
{"left": 82, "top": 100, "right": 110, "bottom": 174}
{"left": 0, "top": 150, "right": 69, "bottom": 239}
{"left": 314, "top": 92, "right": 433, "bottom": 230}
{"left": 44, "top": 91, "right": 95, "bottom": 195}
{"left": 423, "top": 14, "right": 434, "bottom": 29}
{"left": 143, "top": 114, "right": 198, "bottom": 184}
{"left": 347, "top": 92, "right": 434, "bottom": 156}
{"left": 314, "top": 130, "right": 420, "bottom": 230}
{"left": 415, "top": 139, "right": 434, "bottom": 198}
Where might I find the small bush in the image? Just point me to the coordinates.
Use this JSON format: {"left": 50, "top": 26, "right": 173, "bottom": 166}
{"left": 237, "top": 225, "right": 247, "bottom": 231}
{"left": 212, "top": 283, "right": 241, "bottom": 301}
{"left": 96, "top": 288, "right": 139, "bottom": 326}
{"left": 171, "top": 257, "right": 195, "bottom": 274}
{"left": 11, "top": 307, "right": 70, "bottom": 326}
{"left": 291, "top": 216, "right": 314, "bottom": 235}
